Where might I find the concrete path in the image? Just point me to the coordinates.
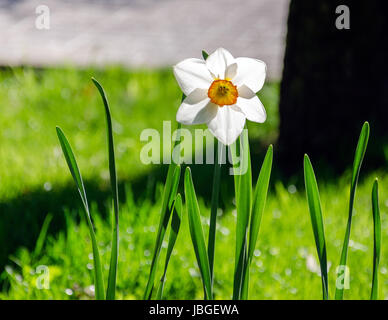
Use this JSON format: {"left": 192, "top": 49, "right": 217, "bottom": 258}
{"left": 0, "top": 0, "right": 289, "bottom": 79}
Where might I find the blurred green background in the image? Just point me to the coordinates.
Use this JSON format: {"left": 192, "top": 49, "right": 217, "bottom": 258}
{"left": 0, "top": 66, "right": 387, "bottom": 299}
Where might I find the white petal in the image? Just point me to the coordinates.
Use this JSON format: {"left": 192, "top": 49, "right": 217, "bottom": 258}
{"left": 233, "top": 57, "right": 266, "bottom": 93}
{"left": 206, "top": 48, "right": 235, "bottom": 79}
{"left": 238, "top": 84, "right": 256, "bottom": 99}
{"left": 235, "top": 95, "right": 266, "bottom": 123}
{"left": 225, "top": 63, "right": 237, "bottom": 79}
{"left": 176, "top": 89, "right": 217, "bottom": 125}
{"left": 207, "top": 106, "right": 246, "bottom": 146}
{"left": 173, "top": 58, "right": 213, "bottom": 96}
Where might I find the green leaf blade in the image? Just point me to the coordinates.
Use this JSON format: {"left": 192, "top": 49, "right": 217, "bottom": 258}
{"left": 232, "top": 130, "right": 252, "bottom": 300}
{"left": 56, "top": 127, "right": 88, "bottom": 208}
{"left": 144, "top": 93, "right": 184, "bottom": 300}
{"left": 91, "top": 78, "right": 120, "bottom": 300}
{"left": 247, "top": 145, "right": 273, "bottom": 261}
{"left": 144, "top": 164, "right": 181, "bottom": 299}
{"left": 33, "top": 213, "right": 53, "bottom": 260}
{"left": 335, "top": 121, "right": 369, "bottom": 300}
{"left": 241, "top": 145, "right": 273, "bottom": 299}
{"left": 371, "top": 179, "right": 381, "bottom": 300}
{"left": 156, "top": 193, "right": 183, "bottom": 300}
{"left": 184, "top": 167, "right": 212, "bottom": 300}
{"left": 304, "top": 154, "right": 329, "bottom": 300}
{"left": 56, "top": 126, "right": 105, "bottom": 300}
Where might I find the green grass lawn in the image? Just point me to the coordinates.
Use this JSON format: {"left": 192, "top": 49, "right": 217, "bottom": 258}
{"left": 0, "top": 67, "right": 387, "bottom": 299}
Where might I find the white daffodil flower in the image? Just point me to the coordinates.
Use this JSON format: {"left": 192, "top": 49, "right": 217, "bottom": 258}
{"left": 173, "top": 47, "right": 267, "bottom": 146}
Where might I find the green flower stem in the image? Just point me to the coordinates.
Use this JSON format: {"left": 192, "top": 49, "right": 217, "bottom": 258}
{"left": 207, "top": 139, "right": 223, "bottom": 291}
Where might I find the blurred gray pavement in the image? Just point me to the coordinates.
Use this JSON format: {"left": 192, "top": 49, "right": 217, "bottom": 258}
{"left": 0, "top": 0, "right": 290, "bottom": 79}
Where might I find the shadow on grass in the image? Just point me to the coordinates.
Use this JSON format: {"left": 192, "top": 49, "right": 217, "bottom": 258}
{"left": 0, "top": 139, "right": 274, "bottom": 271}
{"left": 0, "top": 137, "right": 377, "bottom": 273}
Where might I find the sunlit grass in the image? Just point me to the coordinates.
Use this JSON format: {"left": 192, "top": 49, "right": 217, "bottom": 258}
{"left": 0, "top": 66, "right": 386, "bottom": 300}
{"left": 0, "top": 66, "right": 279, "bottom": 268}
{"left": 0, "top": 67, "right": 279, "bottom": 200}
{"left": 2, "top": 171, "right": 388, "bottom": 299}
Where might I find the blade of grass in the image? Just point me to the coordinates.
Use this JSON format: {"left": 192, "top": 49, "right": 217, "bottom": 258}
{"left": 91, "top": 78, "right": 119, "bottom": 300}
{"left": 184, "top": 167, "right": 212, "bottom": 300}
{"left": 156, "top": 193, "right": 183, "bottom": 300}
{"left": 304, "top": 154, "right": 329, "bottom": 300}
{"left": 143, "top": 164, "right": 181, "bottom": 299}
{"left": 232, "top": 129, "right": 252, "bottom": 300}
{"left": 33, "top": 213, "right": 53, "bottom": 261}
{"left": 241, "top": 144, "right": 273, "bottom": 299}
{"left": 56, "top": 126, "right": 105, "bottom": 300}
{"left": 335, "top": 121, "right": 369, "bottom": 300}
{"left": 371, "top": 178, "right": 381, "bottom": 300}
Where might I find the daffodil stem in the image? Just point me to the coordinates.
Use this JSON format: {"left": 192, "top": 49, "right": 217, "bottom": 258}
{"left": 207, "top": 139, "right": 222, "bottom": 293}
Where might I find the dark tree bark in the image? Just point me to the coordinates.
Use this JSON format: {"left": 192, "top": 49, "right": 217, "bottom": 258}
{"left": 278, "top": 0, "right": 388, "bottom": 177}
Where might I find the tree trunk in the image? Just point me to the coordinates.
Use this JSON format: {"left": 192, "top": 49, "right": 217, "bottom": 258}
{"left": 278, "top": 0, "right": 388, "bottom": 177}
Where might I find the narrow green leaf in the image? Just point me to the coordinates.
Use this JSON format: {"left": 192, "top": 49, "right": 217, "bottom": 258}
{"left": 371, "top": 178, "right": 381, "bottom": 300}
{"left": 56, "top": 126, "right": 105, "bottom": 300}
{"left": 202, "top": 50, "right": 209, "bottom": 60}
{"left": 144, "top": 92, "right": 184, "bottom": 300}
{"left": 232, "top": 129, "right": 252, "bottom": 300}
{"left": 207, "top": 138, "right": 222, "bottom": 290}
{"left": 241, "top": 144, "right": 273, "bottom": 299}
{"left": 156, "top": 193, "right": 183, "bottom": 300}
{"left": 144, "top": 164, "right": 181, "bottom": 299}
{"left": 184, "top": 167, "right": 212, "bottom": 300}
{"left": 56, "top": 127, "right": 88, "bottom": 208}
{"left": 304, "top": 154, "right": 329, "bottom": 300}
{"left": 335, "top": 121, "right": 369, "bottom": 300}
{"left": 33, "top": 213, "right": 53, "bottom": 260}
{"left": 247, "top": 145, "right": 273, "bottom": 261}
{"left": 91, "top": 78, "right": 119, "bottom": 300}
